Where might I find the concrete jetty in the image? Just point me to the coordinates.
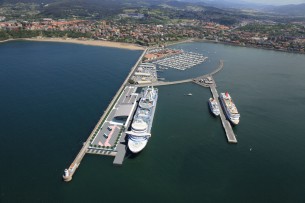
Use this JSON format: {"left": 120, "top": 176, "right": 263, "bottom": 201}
{"left": 209, "top": 84, "right": 237, "bottom": 143}
{"left": 113, "top": 132, "right": 128, "bottom": 165}
{"left": 135, "top": 78, "right": 192, "bottom": 87}
{"left": 135, "top": 60, "right": 224, "bottom": 87}
{"left": 191, "top": 61, "right": 237, "bottom": 143}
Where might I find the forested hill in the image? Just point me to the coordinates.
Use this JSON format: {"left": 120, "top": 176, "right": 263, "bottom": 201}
{"left": 2, "top": 0, "right": 299, "bottom": 25}
{"left": 0, "top": 0, "right": 235, "bottom": 22}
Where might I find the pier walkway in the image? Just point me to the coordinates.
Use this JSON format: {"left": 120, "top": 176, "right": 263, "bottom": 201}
{"left": 135, "top": 79, "right": 192, "bottom": 87}
{"left": 209, "top": 83, "right": 237, "bottom": 143}
{"left": 113, "top": 132, "right": 128, "bottom": 165}
{"left": 135, "top": 60, "right": 224, "bottom": 87}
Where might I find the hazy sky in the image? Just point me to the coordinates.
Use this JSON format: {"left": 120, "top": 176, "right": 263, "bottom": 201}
{"left": 241, "top": 0, "right": 305, "bottom": 5}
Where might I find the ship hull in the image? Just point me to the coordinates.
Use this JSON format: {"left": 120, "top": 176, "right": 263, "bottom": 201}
{"left": 127, "top": 87, "right": 158, "bottom": 153}
{"left": 208, "top": 99, "right": 220, "bottom": 116}
{"left": 219, "top": 94, "right": 240, "bottom": 125}
{"left": 128, "top": 139, "right": 148, "bottom": 153}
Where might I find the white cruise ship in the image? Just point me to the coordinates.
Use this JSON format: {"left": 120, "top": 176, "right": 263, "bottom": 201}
{"left": 219, "top": 92, "right": 240, "bottom": 125}
{"left": 127, "top": 86, "right": 158, "bottom": 153}
{"left": 208, "top": 98, "right": 220, "bottom": 116}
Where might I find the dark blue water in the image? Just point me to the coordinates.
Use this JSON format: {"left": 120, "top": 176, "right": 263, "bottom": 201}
{"left": 1, "top": 40, "right": 305, "bottom": 203}
{"left": 0, "top": 41, "right": 142, "bottom": 202}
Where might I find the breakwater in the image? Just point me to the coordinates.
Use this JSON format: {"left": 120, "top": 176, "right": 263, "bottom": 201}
{"left": 63, "top": 48, "right": 148, "bottom": 182}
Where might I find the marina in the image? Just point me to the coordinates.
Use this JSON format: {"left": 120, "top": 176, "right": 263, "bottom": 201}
{"left": 152, "top": 52, "right": 208, "bottom": 70}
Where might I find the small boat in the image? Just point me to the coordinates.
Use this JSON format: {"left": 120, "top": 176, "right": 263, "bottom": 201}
{"left": 187, "top": 93, "right": 192, "bottom": 96}
{"left": 208, "top": 98, "right": 220, "bottom": 116}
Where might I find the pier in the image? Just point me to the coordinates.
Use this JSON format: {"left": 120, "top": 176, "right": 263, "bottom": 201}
{"left": 209, "top": 83, "right": 237, "bottom": 143}
{"left": 193, "top": 61, "right": 237, "bottom": 143}
{"left": 192, "top": 60, "right": 237, "bottom": 143}
{"left": 135, "top": 60, "right": 223, "bottom": 87}
{"left": 113, "top": 132, "right": 128, "bottom": 165}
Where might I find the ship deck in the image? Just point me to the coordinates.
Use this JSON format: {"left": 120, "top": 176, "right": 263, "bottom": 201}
{"left": 221, "top": 96, "right": 239, "bottom": 114}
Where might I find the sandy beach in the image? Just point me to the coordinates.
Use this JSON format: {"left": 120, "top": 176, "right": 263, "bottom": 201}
{"left": 1, "top": 38, "right": 145, "bottom": 50}
{"left": 0, "top": 39, "right": 15, "bottom": 44}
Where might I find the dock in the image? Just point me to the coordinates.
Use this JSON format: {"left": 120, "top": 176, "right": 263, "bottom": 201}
{"left": 113, "top": 132, "right": 127, "bottom": 165}
{"left": 192, "top": 61, "right": 237, "bottom": 143}
{"left": 209, "top": 84, "right": 237, "bottom": 143}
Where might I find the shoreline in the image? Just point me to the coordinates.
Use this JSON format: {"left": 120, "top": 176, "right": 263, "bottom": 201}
{"left": 168, "top": 38, "right": 305, "bottom": 55}
{"left": 1, "top": 37, "right": 303, "bottom": 54}
{"left": 0, "top": 38, "right": 145, "bottom": 50}
{"left": 0, "top": 39, "right": 16, "bottom": 44}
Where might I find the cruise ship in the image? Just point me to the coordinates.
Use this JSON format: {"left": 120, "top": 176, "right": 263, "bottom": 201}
{"left": 219, "top": 92, "right": 240, "bottom": 125}
{"left": 208, "top": 98, "right": 220, "bottom": 116}
{"left": 127, "top": 86, "right": 158, "bottom": 153}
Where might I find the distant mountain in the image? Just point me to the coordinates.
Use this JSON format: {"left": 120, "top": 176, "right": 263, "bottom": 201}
{"left": 0, "top": 0, "right": 218, "bottom": 18}
{"left": 263, "top": 3, "right": 305, "bottom": 16}
{"left": 178, "top": 0, "right": 269, "bottom": 10}
{"left": 0, "top": 0, "right": 55, "bottom": 3}
{"left": 179, "top": 0, "right": 305, "bottom": 17}
{"left": 3, "top": 0, "right": 302, "bottom": 23}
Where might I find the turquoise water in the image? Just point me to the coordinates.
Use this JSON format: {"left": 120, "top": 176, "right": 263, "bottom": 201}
{"left": 1, "top": 41, "right": 305, "bottom": 202}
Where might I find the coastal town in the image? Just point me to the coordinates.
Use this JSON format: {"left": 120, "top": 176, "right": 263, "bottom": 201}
{"left": 1, "top": 17, "right": 305, "bottom": 53}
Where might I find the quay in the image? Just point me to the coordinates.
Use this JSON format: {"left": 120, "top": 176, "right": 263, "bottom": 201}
{"left": 209, "top": 83, "right": 237, "bottom": 143}
{"left": 63, "top": 48, "right": 148, "bottom": 182}
{"left": 113, "top": 132, "right": 128, "bottom": 165}
{"left": 192, "top": 61, "right": 237, "bottom": 143}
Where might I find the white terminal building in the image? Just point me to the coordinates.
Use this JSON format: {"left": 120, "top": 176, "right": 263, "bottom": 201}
{"left": 130, "top": 63, "right": 157, "bottom": 84}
